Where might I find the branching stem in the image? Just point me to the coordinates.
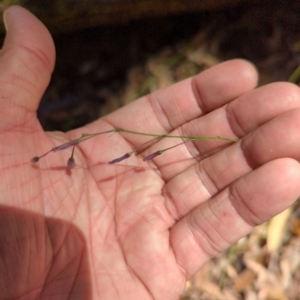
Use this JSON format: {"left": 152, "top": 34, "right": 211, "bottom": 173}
{"left": 31, "top": 127, "right": 238, "bottom": 168}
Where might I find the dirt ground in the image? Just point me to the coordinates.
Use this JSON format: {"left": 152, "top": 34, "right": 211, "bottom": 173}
{"left": 20, "top": 0, "right": 300, "bottom": 299}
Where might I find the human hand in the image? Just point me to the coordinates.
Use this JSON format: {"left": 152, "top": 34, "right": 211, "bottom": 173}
{"left": 1, "top": 6, "right": 300, "bottom": 300}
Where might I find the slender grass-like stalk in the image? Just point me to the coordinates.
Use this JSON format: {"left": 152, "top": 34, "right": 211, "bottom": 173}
{"left": 288, "top": 65, "right": 300, "bottom": 84}
{"left": 67, "top": 145, "right": 76, "bottom": 169}
{"left": 31, "top": 128, "right": 237, "bottom": 169}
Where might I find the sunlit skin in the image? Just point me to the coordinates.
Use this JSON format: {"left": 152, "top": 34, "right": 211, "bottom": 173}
{"left": 1, "top": 6, "right": 300, "bottom": 300}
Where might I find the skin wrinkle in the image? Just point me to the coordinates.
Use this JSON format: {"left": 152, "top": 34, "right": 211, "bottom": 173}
{"left": 240, "top": 130, "right": 264, "bottom": 170}
{"left": 47, "top": 227, "right": 74, "bottom": 270}
{"left": 124, "top": 230, "right": 155, "bottom": 300}
{"left": 117, "top": 189, "right": 177, "bottom": 296}
{"left": 190, "top": 75, "right": 206, "bottom": 114}
{"left": 19, "top": 287, "right": 43, "bottom": 299}
{"left": 19, "top": 156, "right": 31, "bottom": 207}
{"left": 146, "top": 92, "right": 172, "bottom": 133}
{"left": 155, "top": 91, "right": 175, "bottom": 129}
{"left": 60, "top": 179, "right": 85, "bottom": 223}
{"left": 42, "top": 185, "right": 69, "bottom": 219}
{"left": 19, "top": 114, "right": 39, "bottom": 132}
{"left": 42, "top": 262, "right": 79, "bottom": 297}
{"left": 40, "top": 225, "right": 55, "bottom": 297}
{"left": 163, "top": 164, "right": 208, "bottom": 221}
{"left": 180, "top": 121, "right": 234, "bottom": 167}
{"left": 88, "top": 183, "right": 112, "bottom": 226}
{"left": 195, "top": 159, "right": 216, "bottom": 197}
{"left": 162, "top": 87, "right": 188, "bottom": 128}
{"left": 206, "top": 196, "right": 236, "bottom": 246}
{"left": 191, "top": 206, "right": 223, "bottom": 253}
{"left": 226, "top": 102, "right": 248, "bottom": 137}
{"left": 86, "top": 174, "right": 124, "bottom": 298}
{"left": 52, "top": 250, "right": 82, "bottom": 283}
{"left": 229, "top": 182, "right": 264, "bottom": 227}
{"left": 65, "top": 184, "right": 82, "bottom": 221}
{"left": 171, "top": 189, "right": 190, "bottom": 221}
{"left": 107, "top": 271, "right": 124, "bottom": 300}
{"left": 206, "top": 148, "right": 240, "bottom": 192}
{"left": 0, "top": 115, "right": 36, "bottom": 134}
{"left": 87, "top": 189, "right": 102, "bottom": 299}
{"left": 55, "top": 189, "right": 74, "bottom": 221}
{"left": 173, "top": 247, "right": 190, "bottom": 279}
{"left": 162, "top": 189, "right": 180, "bottom": 221}
{"left": 0, "top": 76, "right": 13, "bottom": 99}
{"left": 15, "top": 57, "right": 41, "bottom": 90}
{"left": 222, "top": 189, "right": 254, "bottom": 236}
{"left": 32, "top": 220, "right": 45, "bottom": 271}
{"left": 173, "top": 178, "right": 201, "bottom": 220}
{"left": 175, "top": 100, "right": 189, "bottom": 127}
{"left": 94, "top": 263, "right": 119, "bottom": 300}
{"left": 20, "top": 44, "right": 53, "bottom": 76}
{"left": 176, "top": 126, "right": 198, "bottom": 157}
{"left": 6, "top": 69, "right": 37, "bottom": 100}
{"left": 189, "top": 208, "right": 226, "bottom": 257}
{"left": 216, "top": 147, "right": 241, "bottom": 182}
{"left": 172, "top": 219, "right": 203, "bottom": 277}
{"left": 5, "top": 42, "right": 53, "bottom": 78}
{"left": 10, "top": 141, "right": 23, "bottom": 207}
{"left": 97, "top": 234, "right": 125, "bottom": 299}
{"left": 89, "top": 196, "right": 113, "bottom": 243}
{"left": 179, "top": 133, "right": 201, "bottom": 161}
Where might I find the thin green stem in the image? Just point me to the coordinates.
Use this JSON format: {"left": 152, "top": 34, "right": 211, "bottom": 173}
{"left": 288, "top": 65, "right": 300, "bottom": 84}
{"left": 31, "top": 127, "right": 238, "bottom": 165}
{"left": 143, "top": 139, "right": 192, "bottom": 161}
{"left": 117, "top": 128, "right": 238, "bottom": 143}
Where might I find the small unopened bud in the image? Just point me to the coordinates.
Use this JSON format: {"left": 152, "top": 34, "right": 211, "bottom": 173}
{"left": 109, "top": 153, "right": 131, "bottom": 164}
{"left": 31, "top": 157, "right": 40, "bottom": 163}
{"left": 67, "top": 157, "right": 76, "bottom": 169}
{"left": 143, "top": 151, "right": 162, "bottom": 161}
{"left": 52, "top": 140, "right": 79, "bottom": 152}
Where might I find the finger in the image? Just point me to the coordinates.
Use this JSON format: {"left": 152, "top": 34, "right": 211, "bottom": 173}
{"left": 226, "top": 81, "right": 300, "bottom": 136}
{"left": 77, "top": 59, "right": 257, "bottom": 166}
{"left": 164, "top": 107, "right": 300, "bottom": 219}
{"left": 78, "top": 60, "right": 256, "bottom": 143}
{"left": 0, "top": 6, "right": 55, "bottom": 128}
{"left": 170, "top": 158, "right": 300, "bottom": 278}
{"left": 140, "top": 82, "right": 300, "bottom": 180}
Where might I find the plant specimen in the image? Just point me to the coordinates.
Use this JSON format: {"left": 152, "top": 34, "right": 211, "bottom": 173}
{"left": 31, "top": 128, "right": 237, "bottom": 169}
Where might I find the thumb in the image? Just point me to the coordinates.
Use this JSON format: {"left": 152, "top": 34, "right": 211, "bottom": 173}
{"left": 0, "top": 6, "right": 55, "bottom": 127}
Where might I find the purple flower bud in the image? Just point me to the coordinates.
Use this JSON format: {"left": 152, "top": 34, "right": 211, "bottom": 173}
{"left": 109, "top": 153, "right": 131, "bottom": 164}
{"left": 143, "top": 150, "right": 162, "bottom": 161}
{"left": 31, "top": 156, "right": 40, "bottom": 163}
{"left": 52, "top": 140, "right": 79, "bottom": 152}
{"left": 67, "top": 157, "right": 76, "bottom": 169}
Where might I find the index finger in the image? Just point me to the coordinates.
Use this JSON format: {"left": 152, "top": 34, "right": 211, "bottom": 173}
{"left": 87, "top": 59, "right": 258, "bottom": 146}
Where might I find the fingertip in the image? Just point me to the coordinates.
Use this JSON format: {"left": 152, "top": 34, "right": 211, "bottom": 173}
{"left": 230, "top": 58, "right": 259, "bottom": 87}
{"left": 2, "top": 6, "right": 55, "bottom": 72}
{"left": 233, "top": 158, "right": 300, "bottom": 225}
{"left": 0, "top": 6, "right": 56, "bottom": 120}
{"left": 194, "top": 59, "right": 259, "bottom": 111}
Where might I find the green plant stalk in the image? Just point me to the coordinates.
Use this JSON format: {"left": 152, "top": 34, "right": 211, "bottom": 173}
{"left": 31, "top": 128, "right": 238, "bottom": 167}
{"left": 288, "top": 65, "right": 300, "bottom": 84}
{"left": 117, "top": 128, "right": 237, "bottom": 143}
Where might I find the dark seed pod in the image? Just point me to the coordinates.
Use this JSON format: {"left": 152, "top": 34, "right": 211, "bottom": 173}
{"left": 67, "top": 157, "right": 76, "bottom": 169}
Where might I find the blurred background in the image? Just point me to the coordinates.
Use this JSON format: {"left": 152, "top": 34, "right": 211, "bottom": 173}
{"left": 1, "top": 0, "right": 300, "bottom": 299}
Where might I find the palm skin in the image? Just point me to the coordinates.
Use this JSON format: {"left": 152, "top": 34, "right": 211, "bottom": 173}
{"left": 1, "top": 6, "right": 300, "bottom": 300}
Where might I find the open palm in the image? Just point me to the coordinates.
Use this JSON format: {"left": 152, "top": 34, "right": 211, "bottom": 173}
{"left": 1, "top": 6, "right": 300, "bottom": 300}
